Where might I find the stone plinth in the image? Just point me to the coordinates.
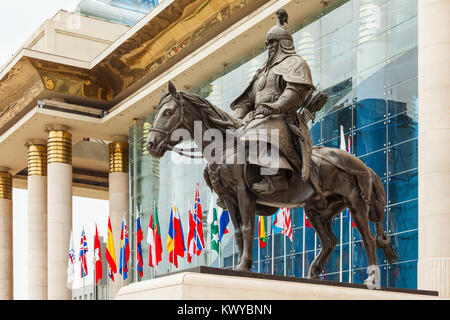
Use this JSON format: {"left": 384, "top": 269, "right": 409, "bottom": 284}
{"left": 116, "top": 267, "right": 441, "bottom": 300}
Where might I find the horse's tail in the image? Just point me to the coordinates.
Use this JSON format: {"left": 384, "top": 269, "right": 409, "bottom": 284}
{"left": 368, "top": 167, "right": 398, "bottom": 265}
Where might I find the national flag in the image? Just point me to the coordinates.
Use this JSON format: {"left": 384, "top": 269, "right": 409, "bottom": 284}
{"left": 119, "top": 217, "right": 130, "bottom": 280}
{"left": 79, "top": 228, "right": 88, "bottom": 278}
{"left": 193, "top": 183, "right": 205, "bottom": 254}
{"left": 67, "top": 231, "right": 75, "bottom": 288}
{"left": 208, "top": 194, "right": 220, "bottom": 254}
{"left": 94, "top": 224, "right": 102, "bottom": 284}
{"left": 258, "top": 216, "right": 267, "bottom": 248}
{"left": 272, "top": 208, "right": 293, "bottom": 240}
{"left": 106, "top": 216, "right": 117, "bottom": 281}
{"left": 187, "top": 201, "right": 196, "bottom": 263}
{"left": 340, "top": 125, "right": 356, "bottom": 228}
{"left": 305, "top": 215, "right": 312, "bottom": 228}
{"left": 136, "top": 216, "right": 144, "bottom": 278}
{"left": 148, "top": 200, "right": 163, "bottom": 269}
{"left": 167, "top": 201, "right": 186, "bottom": 268}
{"left": 207, "top": 193, "right": 230, "bottom": 254}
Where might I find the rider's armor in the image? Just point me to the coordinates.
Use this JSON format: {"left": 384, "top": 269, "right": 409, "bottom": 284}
{"left": 230, "top": 9, "right": 315, "bottom": 195}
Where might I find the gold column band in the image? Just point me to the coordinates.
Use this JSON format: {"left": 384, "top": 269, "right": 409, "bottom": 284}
{"left": 0, "top": 171, "right": 12, "bottom": 200}
{"left": 109, "top": 141, "right": 129, "bottom": 173}
{"left": 28, "top": 144, "right": 47, "bottom": 176}
{"left": 47, "top": 130, "right": 72, "bottom": 165}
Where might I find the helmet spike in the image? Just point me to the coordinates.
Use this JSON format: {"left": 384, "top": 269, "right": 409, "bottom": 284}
{"left": 276, "top": 9, "right": 288, "bottom": 27}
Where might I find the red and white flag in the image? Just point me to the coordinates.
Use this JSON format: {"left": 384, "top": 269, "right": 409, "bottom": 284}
{"left": 273, "top": 208, "right": 293, "bottom": 241}
{"left": 94, "top": 224, "right": 102, "bottom": 285}
{"left": 147, "top": 200, "right": 162, "bottom": 269}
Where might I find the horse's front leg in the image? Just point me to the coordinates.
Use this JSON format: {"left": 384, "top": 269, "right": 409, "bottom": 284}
{"left": 235, "top": 185, "right": 256, "bottom": 272}
{"left": 224, "top": 199, "right": 243, "bottom": 265}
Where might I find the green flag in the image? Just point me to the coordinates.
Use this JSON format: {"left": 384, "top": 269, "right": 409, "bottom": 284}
{"left": 208, "top": 194, "right": 220, "bottom": 254}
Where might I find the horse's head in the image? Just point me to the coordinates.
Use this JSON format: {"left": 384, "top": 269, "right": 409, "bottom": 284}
{"left": 146, "top": 82, "right": 187, "bottom": 158}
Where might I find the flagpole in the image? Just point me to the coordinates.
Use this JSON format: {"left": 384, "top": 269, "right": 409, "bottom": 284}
{"left": 302, "top": 209, "right": 306, "bottom": 278}
{"left": 271, "top": 219, "right": 274, "bottom": 275}
{"left": 93, "top": 226, "right": 96, "bottom": 300}
{"left": 349, "top": 212, "right": 352, "bottom": 283}
{"left": 339, "top": 212, "right": 343, "bottom": 282}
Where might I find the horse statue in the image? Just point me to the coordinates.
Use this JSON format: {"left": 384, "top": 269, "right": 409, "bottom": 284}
{"left": 146, "top": 81, "right": 397, "bottom": 288}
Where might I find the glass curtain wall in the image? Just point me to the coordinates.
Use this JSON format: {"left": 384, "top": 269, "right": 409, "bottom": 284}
{"left": 129, "top": 0, "right": 418, "bottom": 289}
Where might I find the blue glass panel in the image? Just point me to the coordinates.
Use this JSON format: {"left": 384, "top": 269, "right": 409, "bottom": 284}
{"left": 322, "top": 106, "right": 352, "bottom": 141}
{"left": 353, "top": 121, "right": 387, "bottom": 156}
{"left": 388, "top": 170, "right": 418, "bottom": 205}
{"left": 291, "top": 207, "right": 303, "bottom": 228}
{"left": 322, "top": 137, "right": 339, "bottom": 149}
{"left": 353, "top": 99, "right": 387, "bottom": 129}
{"left": 286, "top": 228, "right": 303, "bottom": 255}
{"left": 387, "top": 100, "right": 407, "bottom": 116}
{"left": 390, "top": 230, "right": 418, "bottom": 262}
{"left": 273, "top": 257, "right": 285, "bottom": 276}
{"left": 387, "top": 261, "right": 417, "bottom": 290}
{"left": 387, "top": 113, "right": 418, "bottom": 146}
{"left": 304, "top": 226, "right": 316, "bottom": 252}
{"left": 359, "top": 149, "right": 387, "bottom": 178}
{"left": 273, "top": 232, "right": 285, "bottom": 258}
{"left": 259, "top": 234, "right": 272, "bottom": 260}
{"left": 310, "top": 121, "right": 321, "bottom": 144}
{"left": 388, "top": 139, "right": 418, "bottom": 175}
{"left": 286, "top": 254, "right": 304, "bottom": 278}
{"left": 352, "top": 241, "right": 367, "bottom": 269}
{"left": 351, "top": 268, "right": 366, "bottom": 285}
{"left": 323, "top": 243, "right": 341, "bottom": 274}
{"left": 388, "top": 200, "right": 418, "bottom": 235}
{"left": 341, "top": 243, "right": 350, "bottom": 271}
{"left": 260, "top": 259, "right": 272, "bottom": 275}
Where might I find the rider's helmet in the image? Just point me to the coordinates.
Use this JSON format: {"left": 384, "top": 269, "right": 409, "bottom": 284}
{"left": 265, "top": 9, "right": 296, "bottom": 54}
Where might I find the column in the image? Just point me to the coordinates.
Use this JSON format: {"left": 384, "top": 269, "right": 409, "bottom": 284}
{"left": 26, "top": 142, "right": 47, "bottom": 299}
{"left": 109, "top": 137, "right": 129, "bottom": 298}
{"left": 46, "top": 128, "right": 72, "bottom": 300}
{"left": 0, "top": 168, "right": 13, "bottom": 300}
{"left": 417, "top": 0, "right": 450, "bottom": 298}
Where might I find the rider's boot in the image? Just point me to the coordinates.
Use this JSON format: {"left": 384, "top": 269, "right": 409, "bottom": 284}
{"left": 252, "top": 173, "right": 289, "bottom": 195}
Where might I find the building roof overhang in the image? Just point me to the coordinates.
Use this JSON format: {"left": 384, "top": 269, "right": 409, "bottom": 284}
{"left": 0, "top": 0, "right": 340, "bottom": 176}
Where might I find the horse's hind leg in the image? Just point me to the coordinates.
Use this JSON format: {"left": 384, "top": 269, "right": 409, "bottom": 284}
{"left": 306, "top": 209, "right": 338, "bottom": 279}
{"left": 350, "top": 202, "right": 380, "bottom": 288}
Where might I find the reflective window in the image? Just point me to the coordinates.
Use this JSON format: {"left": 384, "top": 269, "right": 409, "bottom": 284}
{"left": 388, "top": 201, "right": 418, "bottom": 235}
{"left": 388, "top": 171, "right": 418, "bottom": 205}
{"left": 130, "top": 0, "right": 419, "bottom": 290}
{"left": 388, "top": 139, "right": 418, "bottom": 175}
{"left": 353, "top": 120, "right": 387, "bottom": 156}
{"left": 387, "top": 261, "right": 417, "bottom": 289}
{"left": 359, "top": 149, "right": 387, "bottom": 177}
{"left": 322, "top": 107, "right": 352, "bottom": 141}
{"left": 353, "top": 99, "right": 386, "bottom": 129}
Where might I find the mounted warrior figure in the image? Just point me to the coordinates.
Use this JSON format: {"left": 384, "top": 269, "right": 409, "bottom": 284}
{"left": 229, "top": 9, "right": 326, "bottom": 198}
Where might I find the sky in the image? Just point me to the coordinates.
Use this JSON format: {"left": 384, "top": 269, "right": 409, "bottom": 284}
{"left": 0, "top": 1, "right": 110, "bottom": 299}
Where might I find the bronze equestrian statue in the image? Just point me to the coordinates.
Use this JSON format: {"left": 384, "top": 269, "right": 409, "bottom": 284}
{"left": 146, "top": 9, "right": 397, "bottom": 289}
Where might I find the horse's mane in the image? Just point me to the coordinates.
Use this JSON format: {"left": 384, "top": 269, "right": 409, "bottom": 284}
{"left": 178, "top": 91, "right": 243, "bottom": 132}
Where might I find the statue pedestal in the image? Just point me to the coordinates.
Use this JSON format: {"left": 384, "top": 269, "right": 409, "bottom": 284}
{"left": 115, "top": 267, "right": 441, "bottom": 300}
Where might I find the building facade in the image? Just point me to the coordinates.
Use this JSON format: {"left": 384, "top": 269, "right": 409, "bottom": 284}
{"left": 0, "top": 0, "right": 448, "bottom": 300}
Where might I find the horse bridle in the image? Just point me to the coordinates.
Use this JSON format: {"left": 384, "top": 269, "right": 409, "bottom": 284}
{"left": 148, "top": 93, "right": 203, "bottom": 159}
